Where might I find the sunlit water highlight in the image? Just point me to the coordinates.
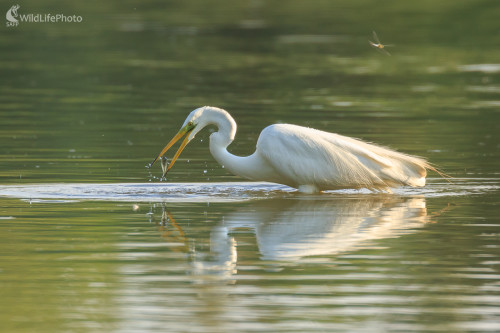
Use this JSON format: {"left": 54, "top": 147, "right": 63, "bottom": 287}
{"left": 0, "top": 178, "right": 498, "bottom": 203}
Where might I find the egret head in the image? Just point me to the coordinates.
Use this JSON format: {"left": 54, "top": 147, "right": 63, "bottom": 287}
{"left": 150, "top": 107, "right": 214, "bottom": 176}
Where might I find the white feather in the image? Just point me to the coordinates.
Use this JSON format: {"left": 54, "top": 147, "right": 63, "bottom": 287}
{"left": 257, "top": 124, "right": 428, "bottom": 191}
{"left": 157, "top": 106, "right": 434, "bottom": 193}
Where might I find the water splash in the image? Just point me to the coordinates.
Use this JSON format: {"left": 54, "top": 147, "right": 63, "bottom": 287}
{"left": 0, "top": 178, "right": 497, "bottom": 203}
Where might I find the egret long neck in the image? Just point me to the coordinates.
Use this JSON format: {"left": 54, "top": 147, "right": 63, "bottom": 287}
{"left": 208, "top": 112, "right": 272, "bottom": 181}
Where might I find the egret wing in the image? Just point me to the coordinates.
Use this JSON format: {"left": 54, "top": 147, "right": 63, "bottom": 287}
{"left": 257, "top": 124, "right": 428, "bottom": 190}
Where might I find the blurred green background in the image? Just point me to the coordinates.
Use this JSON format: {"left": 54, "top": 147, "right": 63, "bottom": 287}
{"left": 1, "top": 0, "right": 499, "bottom": 184}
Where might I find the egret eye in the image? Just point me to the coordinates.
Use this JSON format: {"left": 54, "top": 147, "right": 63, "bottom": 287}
{"left": 188, "top": 121, "right": 194, "bottom": 126}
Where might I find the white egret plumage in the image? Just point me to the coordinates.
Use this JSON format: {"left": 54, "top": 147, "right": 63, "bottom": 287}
{"left": 150, "top": 106, "right": 439, "bottom": 193}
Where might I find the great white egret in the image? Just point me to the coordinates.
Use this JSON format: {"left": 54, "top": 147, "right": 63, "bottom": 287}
{"left": 150, "top": 106, "right": 438, "bottom": 193}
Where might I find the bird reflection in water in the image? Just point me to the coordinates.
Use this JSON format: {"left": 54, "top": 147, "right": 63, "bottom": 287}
{"left": 156, "top": 209, "right": 189, "bottom": 253}
{"left": 149, "top": 195, "right": 450, "bottom": 279}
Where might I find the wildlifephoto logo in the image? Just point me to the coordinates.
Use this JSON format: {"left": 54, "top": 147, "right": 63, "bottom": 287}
{"left": 5, "top": 4, "right": 19, "bottom": 27}
{"left": 6, "top": 4, "right": 83, "bottom": 27}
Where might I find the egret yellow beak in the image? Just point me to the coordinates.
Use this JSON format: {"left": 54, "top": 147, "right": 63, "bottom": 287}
{"left": 150, "top": 122, "right": 195, "bottom": 177}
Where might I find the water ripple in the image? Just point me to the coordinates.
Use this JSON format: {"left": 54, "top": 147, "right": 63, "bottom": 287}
{"left": 0, "top": 178, "right": 498, "bottom": 202}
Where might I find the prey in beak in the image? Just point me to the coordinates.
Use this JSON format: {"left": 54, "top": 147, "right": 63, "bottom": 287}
{"left": 160, "top": 157, "right": 169, "bottom": 178}
{"left": 149, "top": 121, "right": 196, "bottom": 177}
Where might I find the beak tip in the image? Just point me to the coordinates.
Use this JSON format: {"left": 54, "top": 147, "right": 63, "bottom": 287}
{"left": 148, "top": 157, "right": 160, "bottom": 168}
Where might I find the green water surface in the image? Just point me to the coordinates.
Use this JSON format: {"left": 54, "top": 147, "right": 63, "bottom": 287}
{"left": 1, "top": 1, "right": 500, "bottom": 332}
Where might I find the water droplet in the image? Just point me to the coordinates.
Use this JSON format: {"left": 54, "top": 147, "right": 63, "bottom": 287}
{"left": 203, "top": 170, "right": 207, "bottom": 174}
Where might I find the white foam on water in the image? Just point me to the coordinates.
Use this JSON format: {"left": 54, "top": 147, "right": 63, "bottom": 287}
{"left": 0, "top": 182, "right": 291, "bottom": 203}
{"left": 0, "top": 178, "right": 498, "bottom": 203}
